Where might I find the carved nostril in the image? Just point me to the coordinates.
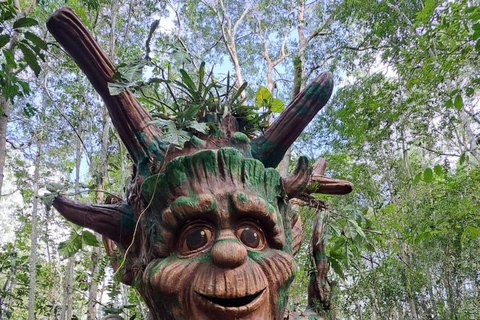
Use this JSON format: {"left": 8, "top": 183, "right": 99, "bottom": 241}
{"left": 210, "top": 240, "right": 247, "bottom": 269}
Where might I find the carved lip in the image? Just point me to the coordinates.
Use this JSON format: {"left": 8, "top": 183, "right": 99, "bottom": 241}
{"left": 194, "top": 288, "right": 266, "bottom": 316}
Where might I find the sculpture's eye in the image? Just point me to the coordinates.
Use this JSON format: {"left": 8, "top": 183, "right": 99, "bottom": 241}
{"left": 236, "top": 224, "right": 265, "bottom": 249}
{"left": 181, "top": 226, "right": 213, "bottom": 253}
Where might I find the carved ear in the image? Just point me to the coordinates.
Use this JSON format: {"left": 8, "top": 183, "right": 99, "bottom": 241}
{"left": 251, "top": 72, "right": 333, "bottom": 168}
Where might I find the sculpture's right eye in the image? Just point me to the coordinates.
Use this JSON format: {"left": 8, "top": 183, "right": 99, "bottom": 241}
{"left": 180, "top": 226, "right": 213, "bottom": 253}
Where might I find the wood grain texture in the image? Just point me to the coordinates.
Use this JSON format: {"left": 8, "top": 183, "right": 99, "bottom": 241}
{"left": 47, "top": 8, "right": 164, "bottom": 165}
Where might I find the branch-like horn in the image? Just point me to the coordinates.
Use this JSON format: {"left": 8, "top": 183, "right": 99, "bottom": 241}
{"left": 53, "top": 195, "right": 134, "bottom": 247}
{"left": 307, "top": 158, "right": 354, "bottom": 195}
{"left": 47, "top": 7, "right": 165, "bottom": 165}
{"left": 251, "top": 72, "right": 333, "bottom": 168}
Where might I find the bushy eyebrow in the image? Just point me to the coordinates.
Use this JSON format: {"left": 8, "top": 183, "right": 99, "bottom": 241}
{"left": 231, "top": 192, "right": 278, "bottom": 226}
{"left": 161, "top": 193, "right": 217, "bottom": 229}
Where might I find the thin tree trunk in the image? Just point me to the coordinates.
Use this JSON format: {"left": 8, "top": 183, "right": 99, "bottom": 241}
{"left": 0, "top": 97, "right": 8, "bottom": 197}
{"left": 60, "top": 98, "right": 84, "bottom": 320}
{"left": 28, "top": 140, "right": 42, "bottom": 319}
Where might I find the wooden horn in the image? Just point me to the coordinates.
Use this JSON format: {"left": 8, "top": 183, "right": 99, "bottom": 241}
{"left": 250, "top": 72, "right": 333, "bottom": 168}
{"left": 47, "top": 7, "right": 165, "bottom": 166}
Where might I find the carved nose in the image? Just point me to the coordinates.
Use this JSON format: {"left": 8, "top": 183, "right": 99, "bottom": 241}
{"left": 211, "top": 239, "right": 247, "bottom": 269}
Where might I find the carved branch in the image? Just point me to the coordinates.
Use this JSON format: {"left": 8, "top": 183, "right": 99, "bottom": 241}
{"left": 306, "top": 158, "right": 354, "bottom": 195}
{"left": 251, "top": 72, "right": 334, "bottom": 168}
{"left": 46, "top": 8, "right": 164, "bottom": 165}
{"left": 53, "top": 195, "right": 134, "bottom": 247}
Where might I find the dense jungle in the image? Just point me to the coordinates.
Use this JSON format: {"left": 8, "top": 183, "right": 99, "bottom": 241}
{"left": 0, "top": 0, "right": 479, "bottom": 319}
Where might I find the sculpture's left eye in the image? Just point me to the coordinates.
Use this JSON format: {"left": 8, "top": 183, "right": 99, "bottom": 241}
{"left": 181, "top": 226, "right": 213, "bottom": 253}
{"left": 236, "top": 224, "right": 265, "bottom": 249}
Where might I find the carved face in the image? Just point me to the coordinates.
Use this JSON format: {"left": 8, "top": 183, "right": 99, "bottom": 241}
{"left": 140, "top": 148, "right": 297, "bottom": 319}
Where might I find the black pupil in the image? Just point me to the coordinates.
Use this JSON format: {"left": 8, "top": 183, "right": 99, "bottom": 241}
{"left": 240, "top": 228, "right": 259, "bottom": 248}
{"left": 186, "top": 229, "right": 208, "bottom": 250}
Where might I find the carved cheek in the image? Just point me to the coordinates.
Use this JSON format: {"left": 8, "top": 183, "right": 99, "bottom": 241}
{"left": 144, "top": 258, "right": 202, "bottom": 303}
{"left": 255, "top": 250, "right": 294, "bottom": 296}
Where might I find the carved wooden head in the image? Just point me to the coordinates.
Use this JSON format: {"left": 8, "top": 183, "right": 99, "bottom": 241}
{"left": 47, "top": 7, "right": 352, "bottom": 320}
{"left": 140, "top": 146, "right": 300, "bottom": 319}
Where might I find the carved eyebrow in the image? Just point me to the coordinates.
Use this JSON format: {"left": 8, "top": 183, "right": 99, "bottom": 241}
{"left": 231, "top": 192, "right": 277, "bottom": 225}
{"left": 162, "top": 193, "right": 217, "bottom": 229}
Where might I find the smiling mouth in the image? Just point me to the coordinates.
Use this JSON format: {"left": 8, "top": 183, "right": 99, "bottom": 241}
{"left": 196, "top": 289, "right": 265, "bottom": 308}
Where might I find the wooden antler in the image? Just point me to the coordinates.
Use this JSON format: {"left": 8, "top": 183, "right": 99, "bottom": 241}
{"left": 307, "top": 158, "right": 354, "bottom": 195}
{"left": 53, "top": 196, "right": 134, "bottom": 247}
{"left": 47, "top": 8, "right": 165, "bottom": 165}
{"left": 251, "top": 72, "right": 333, "bottom": 168}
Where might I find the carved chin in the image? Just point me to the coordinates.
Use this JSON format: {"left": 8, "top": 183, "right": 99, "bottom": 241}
{"left": 190, "top": 264, "right": 270, "bottom": 318}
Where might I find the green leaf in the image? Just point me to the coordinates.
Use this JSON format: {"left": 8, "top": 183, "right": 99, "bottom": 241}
{"left": 108, "top": 82, "right": 132, "bottom": 95}
{"left": 454, "top": 94, "right": 463, "bottom": 110}
{"left": 82, "top": 231, "right": 100, "bottom": 247}
{"left": 423, "top": 167, "right": 433, "bottom": 183}
{"left": 3, "top": 49, "right": 16, "bottom": 68}
{"left": 24, "top": 32, "right": 47, "bottom": 50}
{"left": 329, "top": 257, "right": 345, "bottom": 279}
{"left": 58, "top": 234, "right": 82, "bottom": 258}
{"left": 473, "top": 29, "right": 480, "bottom": 40}
{"left": 346, "top": 219, "right": 366, "bottom": 239}
{"left": 121, "top": 59, "right": 147, "bottom": 83}
{"left": 413, "top": 172, "right": 423, "bottom": 185}
{"left": 179, "top": 69, "right": 197, "bottom": 92}
{"left": 186, "top": 121, "right": 208, "bottom": 134}
{"left": 459, "top": 153, "right": 466, "bottom": 165}
{"left": 41, "top": 193, "right": 57, "bottom": 212}
{"left": 17, "top": 43, "right": 40, "bottom": 76}
{"left": 46, "top": 182, "right": 65, "bottom": 192}
{"left": 434, "top": 164, "right": 443, "bottom": 176}
{"left": 0, "top": 34, "right": 10, "bottom": 49}
{"left": 476, "top": 39, "right": 480, "bottom": 52}
{"left": 150, "top": 119, "right": 191, "bottom": 148}
{"left": 255, "top": 86, "right": 272, "bottom": 109}
{"left": 183, "top": 104, "right": 201, "bottom": 121}
{"left": 270, "top": 98, "right": 285, "bottom": 113}
{"left": 13, "top": 17, "right": 38, "bottom": 29}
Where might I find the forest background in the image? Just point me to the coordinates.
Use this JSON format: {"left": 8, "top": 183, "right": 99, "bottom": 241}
{"left": 0, "top": 0, "right": 479, "bottom": 319}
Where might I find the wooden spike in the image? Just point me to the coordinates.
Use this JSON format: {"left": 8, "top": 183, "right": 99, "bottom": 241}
{"left": 283, "top": 156, "right": 311, "bottom": 198}
{"left": 251, "top": 72, "right": 333, "bottom": 168}
{"left": 47, "top": 8, "right": 165, "bottom": 165}
{"left": 53, "top": 195, "right": 134, "bottom": 247}
{"left": 307, "top": 158, "right": 354, "bottom": 195}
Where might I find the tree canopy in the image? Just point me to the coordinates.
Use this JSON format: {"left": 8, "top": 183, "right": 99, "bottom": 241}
{"left": 0, "top": 0, "right": 478, "bottom": 319}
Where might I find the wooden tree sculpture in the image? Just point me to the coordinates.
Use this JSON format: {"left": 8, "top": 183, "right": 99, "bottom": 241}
{"left": 47, "top": 8, "right": 353, "bottom": 320}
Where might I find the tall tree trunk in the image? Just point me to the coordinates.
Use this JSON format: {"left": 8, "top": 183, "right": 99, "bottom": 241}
{"left": 60, "top": 97, "right": 84, "bottom": 320}
{"left": 0, "top": 97, "right": 8, "bottom": 197}
{"left": 28, "top": 139, "right": 42, "bottom": 319}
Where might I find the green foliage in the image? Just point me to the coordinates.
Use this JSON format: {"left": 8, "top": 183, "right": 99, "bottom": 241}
{"left": 58, "top": 223, "right": 100, "bottom": 259}
{"left": 0, "top": 1, "right": 47, "bottom": 102}
{"left": 255, "top": 86, "right": 285, "bottom": 113}
{"left": 109, "top": 54, "right": 280, "bottom": 147}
